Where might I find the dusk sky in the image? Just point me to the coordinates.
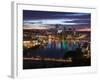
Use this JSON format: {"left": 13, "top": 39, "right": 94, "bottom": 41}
{"left": 23, "top": 10, "right": 91, "bottom": 29}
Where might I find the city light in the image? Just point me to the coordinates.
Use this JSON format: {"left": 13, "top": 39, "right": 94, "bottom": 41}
{"left": 23, "top": 10, "right": 91, "bottom": 69}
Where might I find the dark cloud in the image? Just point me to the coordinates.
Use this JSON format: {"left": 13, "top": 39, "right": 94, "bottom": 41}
{"left": 23, "top": 10, "right": 91, "bottom": 27}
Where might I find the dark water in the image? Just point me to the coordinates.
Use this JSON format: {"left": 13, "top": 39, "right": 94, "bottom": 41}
{"left": 27, "top": 48, "right": 66, "bottom": 58}
{"left": 23, "top": 39, "right": 91, "bottom": 69}
{"left": 24, "top": 39, "right": 81, "bottom": 58}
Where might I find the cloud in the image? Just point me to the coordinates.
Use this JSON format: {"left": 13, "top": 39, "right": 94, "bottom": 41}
{"left": 24, "top": 18, "right": 90, "bottom": 26}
